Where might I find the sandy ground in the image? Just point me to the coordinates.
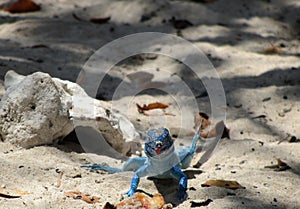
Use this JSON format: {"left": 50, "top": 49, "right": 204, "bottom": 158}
{"left": 0, "top": 0, "right": 300, "bottom": 208}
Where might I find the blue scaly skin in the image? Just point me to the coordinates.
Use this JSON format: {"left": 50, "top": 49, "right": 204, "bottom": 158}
{"left": 81, "top": 126, "right": 204, "bottom": 200}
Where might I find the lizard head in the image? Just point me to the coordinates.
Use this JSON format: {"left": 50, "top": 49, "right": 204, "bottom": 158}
{"left": 144, "top": 128, "right": 174, "bottom": 157}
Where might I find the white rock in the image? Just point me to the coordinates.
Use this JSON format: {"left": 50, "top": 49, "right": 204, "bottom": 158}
{"left": 0, "top": 71, "right": 139, "bottom": 153}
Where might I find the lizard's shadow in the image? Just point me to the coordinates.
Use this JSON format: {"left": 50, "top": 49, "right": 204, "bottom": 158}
{"left": 148, "top": 169, "right": 203, "bottom": 206}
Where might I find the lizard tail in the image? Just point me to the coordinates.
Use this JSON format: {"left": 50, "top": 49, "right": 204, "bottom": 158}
{"left": 190, "top": 122, "right": 202, "bottom": 155}
{"left": 80, "top": 164, "right": 123, "bottom": 173}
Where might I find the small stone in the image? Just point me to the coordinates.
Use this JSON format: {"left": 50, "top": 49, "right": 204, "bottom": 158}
{"left": 189, "top": 187, "right": 196, "bottom": 191}
{"left": 234, "top": 104, "right": 243, "bottom": 108}
{"left": 72, "top": 174, "right": 82, "bottom": 178}
{"left": 226, "top": 190, "right": 236, "bottom": 196}
{"left": 262, "top": 97, "right": 271, "bottom": 102}
{"left": 239, "top": 160, "right": 247, "bottom": 164}
{"left": 288, "top": 135, "right": 297, "bottom": 143}
{"left": 95, "top": 179, "right": 102, "bottom": 184}
{"left": 283, "top": 106, "right": 292, "bottom": 113}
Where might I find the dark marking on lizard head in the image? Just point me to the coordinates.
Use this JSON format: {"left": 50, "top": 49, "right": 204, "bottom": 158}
{"left": 145, "top": 128, "right": 173, "bottom": 157}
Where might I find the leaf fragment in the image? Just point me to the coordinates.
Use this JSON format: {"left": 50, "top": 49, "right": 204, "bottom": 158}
{"left": 264, "top": 45, "right": 282, "bottom": 54}
{"left": 265, "top": 159, "right": 291, "bottom": 171}
{"left": 2, "top": 0, "right": 40, "bottom": 13}
{"left": 64, "top": 190, "right": 100, "bottom": 204}
{"left": 0, "top": 188, "right": 31, "bottom": 198}
{"left": 201, "top": 179, "right": 245, "bottom": 190}
{"left": 195, "top": 112, "right": 230, "bottom": 139}
{"left": 104, "top": 192, "right": 169, "bottom": 209}
{"left": 194, "top": 112, "right": 212, "bottom": 130}
{"left": 136, "top": 102, "right": 172, "bottom": 116}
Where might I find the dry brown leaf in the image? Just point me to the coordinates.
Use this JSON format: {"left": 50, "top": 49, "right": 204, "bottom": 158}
{"left": 64, "top": 190, "right": 100, "bottom": 204}
{"left": 194, "top": 112, "right": 212, "bottom": 130}
{"left": 265, "top": 159, "right": 291, "bottom": 171}
{"left": 104, "top": 192, "right": 168, "bottom": 209}
{"left": 136, "top": 102, "right": 169, "bottom": 115}
{"left": 0, "top": 188, "right": 31, "bottom": 198}
{"left": 194, "top": 112, "right": 230, "bottom": 139}
{"left": 200, "top": 120, "right": 230, "bottom": 139}
{"left": 2, "top": 0, "right": 40, "bottom": 13}
{"left": 264, "top": 43, "right": 282, "bottom": 54}
{"left": 103, "top": 202, "right": 117, "bottom": 209}
{"left": 201, "top": 179, "right": 245, "bottom": 190}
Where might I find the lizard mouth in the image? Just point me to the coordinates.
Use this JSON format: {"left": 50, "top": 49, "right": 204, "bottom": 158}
{"left": 155, "top": 141, "right": 163, "bottom": 155}
{"left": 155, "top": 147, "right": 162, "bottom": 155}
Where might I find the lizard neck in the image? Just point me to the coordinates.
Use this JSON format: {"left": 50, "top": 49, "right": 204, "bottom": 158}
{"left": 146, "top": 144, "right": 180, "bottom": 176}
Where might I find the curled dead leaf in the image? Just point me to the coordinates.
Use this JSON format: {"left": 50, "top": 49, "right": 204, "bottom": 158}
{"left": 0, "top": 188, "right": 31, "bottom": 198}
{"left": 195, "top": 112, "right": 230, "bottom": 139}
{"left": 265, "top": 159, "right": 291, "bottom": 171}
{"left": 194, "top": 112, "right": 212, "bottom": 130}
{"left": 136, "top": 102, "right": 173, "bottom": 116}
{"left": 2, "top": 0, "right": 40, "bottom": 13}
{"left": 137, "top": 102, "right": 169, "bottom": 112}
{"left": 264, "top": 42, "right": 282, "bottom": 54}
{"left": 200, "top": 120, "right": 230, "bottom": 139}
{"left": 104, "top": 192, "right": 170, "bottom": 209}
{"left": 64, "top": 190, "right": 100, "bottom": 204}
{"left": 201, "top": 179, "right": 245, "bottom": 190}
{"left": 195, "top": 111, "right": 230, "bottom": 140}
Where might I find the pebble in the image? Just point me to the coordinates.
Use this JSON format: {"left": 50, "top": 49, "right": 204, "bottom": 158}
{"left": 262, "top": 97, "right": 271, "bottom": 102}
{"left": 239, "top": 160, "right": 247, "bottom": 164}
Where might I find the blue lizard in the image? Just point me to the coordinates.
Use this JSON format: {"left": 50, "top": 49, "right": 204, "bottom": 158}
{"left": 81, "top": 125, "right": 219, "bottom": 200}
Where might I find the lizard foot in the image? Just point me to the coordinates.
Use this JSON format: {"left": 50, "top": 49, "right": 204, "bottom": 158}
{"left": 80, "top": 163, "right": 102, "bottom": 172}
{"left": 178, "top": 186, "right": 187, "bottom": 201}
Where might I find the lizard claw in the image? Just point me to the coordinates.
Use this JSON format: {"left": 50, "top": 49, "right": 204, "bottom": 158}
{"left": 122, "top": 188, "right": 136, "bottom": 200}
{"left": 80, "top": 164, "right": 100, "bottom": 171}
{"left": 121, "top": 193, "right": 129, "bottom": 200}
{"left": 80, "top": 163, "right": 93, "bottom": 168}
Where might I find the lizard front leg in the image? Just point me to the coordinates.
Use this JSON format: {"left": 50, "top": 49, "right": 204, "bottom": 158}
{"left": 170, "top": 166, "right": 188, "bottom": 200}
{"left": 124, "top": 164, "right": 149, "bottom": 198}
{"left": 125, "top": 172, "right": 140, "bottom": 197}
